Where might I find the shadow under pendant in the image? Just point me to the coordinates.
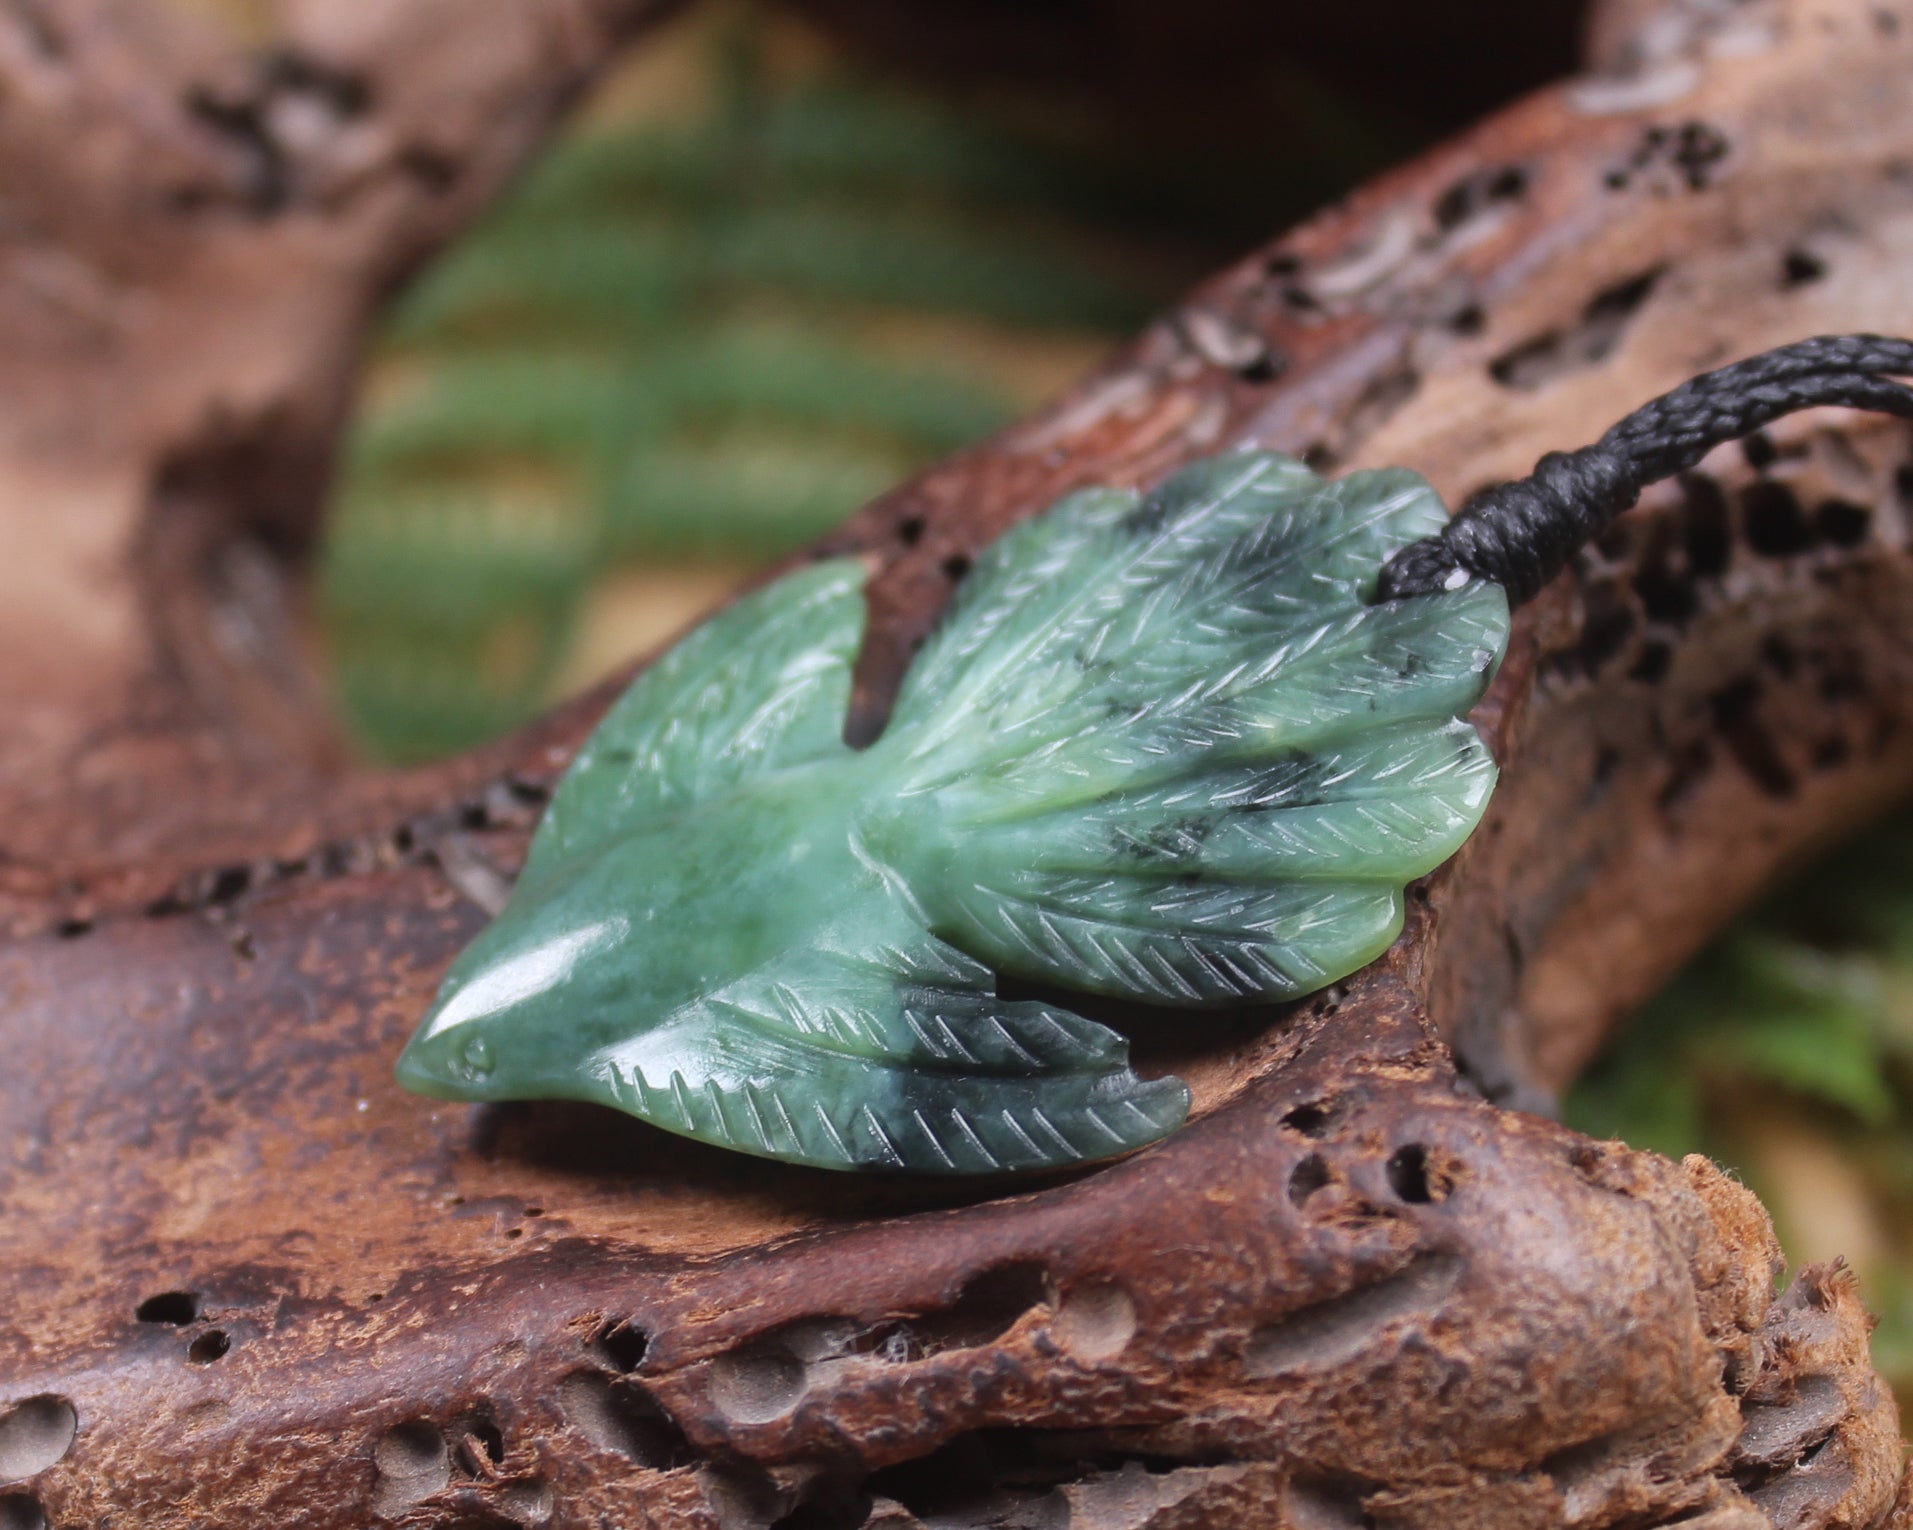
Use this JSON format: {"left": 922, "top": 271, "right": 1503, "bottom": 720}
{"left": 396, "top": 450, "right": 1510, "bottom": 1172}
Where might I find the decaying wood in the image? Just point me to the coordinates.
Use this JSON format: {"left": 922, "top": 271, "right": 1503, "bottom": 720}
{"left": 7, "top": 1, "right": 1913, "bottom": 1527}
{"left": 0, "top": 0, "right": 687, "bottom": 898}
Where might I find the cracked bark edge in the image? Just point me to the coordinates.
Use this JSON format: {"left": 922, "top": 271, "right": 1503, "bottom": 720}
{"left": 5, "top": 1, "right": 1913, "bottom": 1528}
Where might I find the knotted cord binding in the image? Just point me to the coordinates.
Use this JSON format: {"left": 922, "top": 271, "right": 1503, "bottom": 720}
{"left": 1377, "top": 334, "right": 1913, "bottom": 605}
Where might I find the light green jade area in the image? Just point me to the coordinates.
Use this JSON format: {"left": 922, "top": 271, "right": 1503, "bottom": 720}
{"left": 396, "top": 452, "right": 1511, "bottom": 1173}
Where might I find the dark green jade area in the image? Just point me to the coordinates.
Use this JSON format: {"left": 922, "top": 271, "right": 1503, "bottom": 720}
{"left": 397, "top": 451, "right": 1511, "bottom": 1172}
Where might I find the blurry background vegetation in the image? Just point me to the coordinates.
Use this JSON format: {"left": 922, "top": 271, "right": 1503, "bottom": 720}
{"left": 319, "top": 1, "right": 1913, "bottom": 1402}
{"left": 321, "top": 3, "right": 1401, "bottom": 760}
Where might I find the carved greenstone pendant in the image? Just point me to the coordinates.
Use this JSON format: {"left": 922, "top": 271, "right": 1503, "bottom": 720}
{"left": 396, "top": 452, "right": 1510, "bottom": 1173}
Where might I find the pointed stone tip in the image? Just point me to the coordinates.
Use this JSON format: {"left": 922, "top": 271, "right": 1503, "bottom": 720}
{"left": 392, "top": 1029, "right": 466, "bottom": 1103}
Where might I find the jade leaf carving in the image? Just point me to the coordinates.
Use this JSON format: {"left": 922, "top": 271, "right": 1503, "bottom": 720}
{"left": 397, "top": 452, "right": 1510, "bottom": 1172}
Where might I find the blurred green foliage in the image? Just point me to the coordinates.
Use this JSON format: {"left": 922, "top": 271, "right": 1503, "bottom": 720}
{"left": 319, "top": 23, "right": 1296, "bottom": 764}
{"left": 1567, "top": 813, "right": 1913, "bottom": 1393}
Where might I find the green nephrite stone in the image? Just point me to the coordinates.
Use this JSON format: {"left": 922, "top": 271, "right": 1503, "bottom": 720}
{"left": 396, "top": 452, "right": 1510, "bottom": 1173}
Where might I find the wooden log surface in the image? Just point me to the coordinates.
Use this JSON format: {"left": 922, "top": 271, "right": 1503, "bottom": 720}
{"left": 7, "top": 1, "right": 1913, "bottom": 1527}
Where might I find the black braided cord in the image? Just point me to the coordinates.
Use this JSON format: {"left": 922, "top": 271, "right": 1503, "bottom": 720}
{"left": 1375, "top": 334, "right": 1913, "bottom": 606}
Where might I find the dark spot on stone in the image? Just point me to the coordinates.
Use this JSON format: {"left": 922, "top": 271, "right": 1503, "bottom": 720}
{"left": 53, "top": 918, "right": 91, "bottom": 939}
{"left": 137, "top": 1291, "right": 200, "bottom": 1326}
{"left": 1742, "top": 431, "right": 1779, "bottom": 471}
{"left": 1119, "top": 493, "right": 1173, "bottom": 538}
{"left": 939, "top": 553, "right": 972, "bottom": 584}
{"left": 1289, "top": 1154, "right": 1332, "bottom": 1205}
{"left": 1264, "top": 251, "right": 1302, "bottom": 279}
{"left": 1743, "top": 481, "right": 1814, "bottom": 557}
{"left": 896, "top": 515, "right": 925, "bottom": 547}
{"left": 1813, "top": 735, "right": 1851, "bottom": 769}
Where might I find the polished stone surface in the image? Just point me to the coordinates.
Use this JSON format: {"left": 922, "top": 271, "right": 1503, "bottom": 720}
{"left": 397, "top": 452, "right": 1509, "bottom": 1171}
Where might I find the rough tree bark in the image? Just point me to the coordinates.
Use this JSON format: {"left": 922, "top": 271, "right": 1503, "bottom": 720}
{"left": 0, "top": 0, "right": 688, "bottom": 897}
{"left": 5, "top": 1, "right": 1913, "bottom": 1528}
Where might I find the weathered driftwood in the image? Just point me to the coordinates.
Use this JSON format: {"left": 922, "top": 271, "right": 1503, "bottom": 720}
{"left": 6, "top": 1, "right": 1913, "bottom": 1527}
